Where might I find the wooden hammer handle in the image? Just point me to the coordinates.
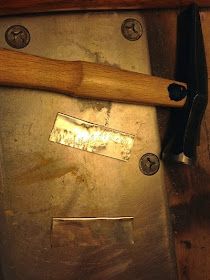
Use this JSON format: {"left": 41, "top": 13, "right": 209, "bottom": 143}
{"left": 0, "top": 0, "right": 209, "bottom": 16}
{"left": 0, "top": 48, "right": 186, "bottom": 107}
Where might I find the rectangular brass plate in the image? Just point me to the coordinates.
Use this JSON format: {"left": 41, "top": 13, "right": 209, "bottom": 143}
{"left": 49, "top": 113, "right": 135, "bottom": 161}
{"left": 52, "top": 217, "right": 134, "bottom": 247}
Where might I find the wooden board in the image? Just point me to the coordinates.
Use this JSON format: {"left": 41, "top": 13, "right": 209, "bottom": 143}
{"left": 144, "top": 10, "right": 210, "bottom": 280}
{"left": 0, "top": 0, "right": 210, "bottom": 16}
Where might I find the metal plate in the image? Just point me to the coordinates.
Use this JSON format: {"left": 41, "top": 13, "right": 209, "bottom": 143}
{"left": 0, "top": 11, "right": 177, "bottom": 280}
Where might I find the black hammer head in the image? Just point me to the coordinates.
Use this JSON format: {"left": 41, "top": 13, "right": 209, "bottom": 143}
{"left": 162, "top": 4, "right": 208, "bottom": 165}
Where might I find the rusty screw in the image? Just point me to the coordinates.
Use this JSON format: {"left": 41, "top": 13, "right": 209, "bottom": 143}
{"left": 139, "top": 153, "right": 160, "bottom": 176}
{"left": 121, "top": 18, "right": 143, "bottom": 41}
{"left": 5, "top": 25, "right": 30, "bottom": 49}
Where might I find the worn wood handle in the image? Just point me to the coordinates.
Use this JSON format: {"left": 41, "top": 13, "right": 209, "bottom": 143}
{"left": 0, "top": 48, "right": 186, "bottom": 107}
{"left": 0, "top": 0, "right": 209, "bottom": 16}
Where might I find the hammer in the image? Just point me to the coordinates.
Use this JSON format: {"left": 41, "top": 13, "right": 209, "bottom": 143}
{"left": 0, "top": 5, "right": 207, "bottom": 165}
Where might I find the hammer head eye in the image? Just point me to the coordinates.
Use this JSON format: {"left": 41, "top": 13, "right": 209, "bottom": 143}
{"left": 168, "top": 83, "right": 188, "bottom": 101}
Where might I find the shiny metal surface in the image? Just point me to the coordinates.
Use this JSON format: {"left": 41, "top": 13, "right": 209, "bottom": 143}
{"left": 163, "top": 152, "right": 192, "bottom": 165}
{"left": 0, "top": 11, "right": 177, "bottom": 280}
{"left": 50, "top": 113, "right": 135, "bottom": 161}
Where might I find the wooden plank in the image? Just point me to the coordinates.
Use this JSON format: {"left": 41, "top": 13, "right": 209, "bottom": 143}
{"left": 144, "top": 10, "right": 210, "bottom": 280}
{"left": 0, "top": 0, "right": 210, "bottom": 16}
{"left": 165, "top": 105, "right": 210, "bottom": 280}
{"left": 202, "top": 11, "right": 210, "bottom": 145}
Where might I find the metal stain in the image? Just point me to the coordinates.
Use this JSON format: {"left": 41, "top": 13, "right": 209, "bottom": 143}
{"left": 52, "top": 217, "right": 134, "bottom": 247}
{"left": 49, "top": 113, "right": 135, "bottom": 161}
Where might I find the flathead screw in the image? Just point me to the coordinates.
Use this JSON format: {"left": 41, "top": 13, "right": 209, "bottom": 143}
{"left": 139, "top": 153, "right": 160, "bottom": 176}
{"left": 121, "top": 18, "right": 143, "bottom": 41}
{"left": 5, "top": 25, "right": 30, "bottom": 49}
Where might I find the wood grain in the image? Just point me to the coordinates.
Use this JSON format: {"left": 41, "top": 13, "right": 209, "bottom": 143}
{"left": 0, "top": 48, "right": 186, "bottom": 108}
{"left": 144, "top": 10, "right": 210, "bottom": 280}
{"left": 0, "top": 0, "right": 210, "bottom": 16}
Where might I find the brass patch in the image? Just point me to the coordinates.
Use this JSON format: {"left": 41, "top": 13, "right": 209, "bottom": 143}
{"left": 49, "top": 113, "right": 135, "bottom": 161}
{"left": 51, "top": 217, "right": 134, "bottom": 247}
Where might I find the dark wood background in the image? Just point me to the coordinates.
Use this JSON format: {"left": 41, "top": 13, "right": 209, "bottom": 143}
{"left": 0, "top": 1, "right": 209, "bottom": 280}
{"left": 0, "top": 0, "right": 210, "bottom": 15}
{"left": 144, "top": 9, "right": 210, "bottom": 280}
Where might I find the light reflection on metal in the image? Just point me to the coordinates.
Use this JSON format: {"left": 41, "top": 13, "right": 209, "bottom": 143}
{"left": 52, "top": 217, "right": 134, "bottom": 247}
{"left": 49, "top": 113, "right": 135, "bottom": 161}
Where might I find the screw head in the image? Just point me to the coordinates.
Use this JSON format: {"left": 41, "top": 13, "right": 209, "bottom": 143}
{"left": 5, "top": 25, "right": 30, "bottom": 49}
{"left": 121, "top": 18, "right": 143, "bottom": 41}
{"left": 139, "top": 153, "right": 160, "bottom": 176}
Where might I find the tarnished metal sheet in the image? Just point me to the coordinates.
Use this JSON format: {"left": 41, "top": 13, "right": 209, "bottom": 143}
{"left": 0, "top": 10, "right": 177, "bottom": 280}
{"left": 52, "top": 217, "right": 134, "bottom": 247}
{"left": 50, "top": 113, "right": 135, "bottom": 161}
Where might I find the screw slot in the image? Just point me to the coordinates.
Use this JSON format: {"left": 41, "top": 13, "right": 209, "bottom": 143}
{"left": 139, "top": 153, "right": 160, "bottom": 176}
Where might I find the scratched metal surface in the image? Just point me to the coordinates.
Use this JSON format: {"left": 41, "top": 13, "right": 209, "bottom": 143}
{"left": 0, "top": 11, "right": 177, "bottom": 280}
{"left": 49, "top": 113, "right": 135, "bottom": 161}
